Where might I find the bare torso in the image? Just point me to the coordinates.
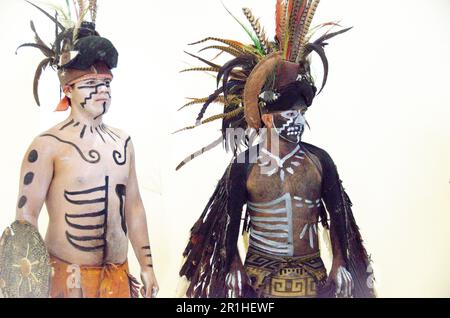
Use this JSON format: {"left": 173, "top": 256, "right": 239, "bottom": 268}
{"left": 246, "top": 145, "right": 323, "bottom": 257}
{"left": 42, "top": 121, "right": 131, "bottom": 265}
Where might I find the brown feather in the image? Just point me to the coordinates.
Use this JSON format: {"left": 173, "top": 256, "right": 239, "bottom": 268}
{"left": 297, "top": 0, "right": 320, "bottom": 61}
{"left": 290, "top": 0, "right": 309, "bottom": 61}
{"left": 30, "top": 21, "right": 52, "bottom": 54}
{"left": 189, "top": 37, "right": 255, "bottom": 55}
{"left": 16, "top": 43, "right": 54, "bottom": 59}
{"left": 242, "top": 8, "right": 272, "bottom": 54}
{"left": 174, "top": 108, "right": 244, "bottom": 134}
{"left": 199, "top": 45, "right": 244, "bottom": 58}
{"left": 88, "top": 0, "right": 97, "bottom": 23}
{"left": 180, "top": 67, "right": 221, "bottom": 74}
{"left": 33, "top": 58, "right": 53, "bottom": 106}
{"left": 178, "top": 96, "right": 242, "bottom": 111}
{"left": 178, "top": 96, "right": 225, "bottom": 111}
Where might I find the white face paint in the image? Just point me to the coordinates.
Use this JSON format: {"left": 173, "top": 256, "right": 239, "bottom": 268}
{"left": 273, "top": 109, "right": 306, "bottom": 144}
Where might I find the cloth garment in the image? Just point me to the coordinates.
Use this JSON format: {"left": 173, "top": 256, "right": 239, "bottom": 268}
{"left": 245, "top": 247, "right": 328, "bottom": 298}
{"left": 49, "top": 254, "right": 139, "bottom": 298}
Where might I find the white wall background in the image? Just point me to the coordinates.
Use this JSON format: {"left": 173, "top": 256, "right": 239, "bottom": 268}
{"left": 0, "top": 0, "right": 448, "bottom": 297}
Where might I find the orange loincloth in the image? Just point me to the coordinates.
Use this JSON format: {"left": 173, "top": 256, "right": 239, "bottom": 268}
{"left": 49, "top": 254, "right": 140, "bottom": 298}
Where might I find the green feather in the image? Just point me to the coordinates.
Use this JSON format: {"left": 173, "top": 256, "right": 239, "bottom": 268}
{"left": 221, "top": 3, "right": 264, "bottom": 55}
{"left": 65, "top": 0, "right": 72, "bottom": 20}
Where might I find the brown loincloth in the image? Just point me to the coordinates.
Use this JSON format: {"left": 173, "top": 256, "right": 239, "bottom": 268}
{"left": 49, "top": 254, "right": 140, "bottom": 298}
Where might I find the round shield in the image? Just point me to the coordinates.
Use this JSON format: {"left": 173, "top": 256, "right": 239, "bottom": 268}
{"left": 0, "top": 221, "right": 51, "bottom": 298}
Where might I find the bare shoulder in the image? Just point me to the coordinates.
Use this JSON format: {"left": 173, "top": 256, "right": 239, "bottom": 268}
{"left": 302, "top": 142, "right": 333, "bottom": 161}
{"left": 23, "top": 132, "right": 58, "bottom": 164}
{"left": 103, "top": 125, "right": 131, "bottom": 142}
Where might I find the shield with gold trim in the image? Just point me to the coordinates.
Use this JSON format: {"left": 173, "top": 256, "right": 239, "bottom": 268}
{"left": 0, "top": 221, "right": 51, "bottom": 298}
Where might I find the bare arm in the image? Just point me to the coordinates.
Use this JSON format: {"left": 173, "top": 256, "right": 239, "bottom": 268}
{"left": 329, "top": 216, "right": 353, "bottom": 297}
{"left": 15, "top": 137, "right": 54, "bottom": 229}
{"left": 125, "top": 140, "right": 159, "bottom": 297}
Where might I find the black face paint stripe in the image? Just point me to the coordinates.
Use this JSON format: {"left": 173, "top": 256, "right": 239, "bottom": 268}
{"left": 113, "top": 137, "right": 131, "bottom": 166}
{"left": 28, "top": 150, "right": 38, "bottom": 163}
{"left": 77, "top": 82, "right": 110, "bottom": 90}
{"left": 94, "top": 102, "right": 107, "bottom": 121}
{"left": 40, "top": 134, "right": 101, "bottom": 164}
{"left": 23, "top": 172, "right": 34, "bottom": 185}
{"left": 79, "top": 83, "right": 109, "bottom": 109}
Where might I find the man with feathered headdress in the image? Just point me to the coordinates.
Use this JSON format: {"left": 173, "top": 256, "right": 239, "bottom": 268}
{"left": 178, "top": 0, "right": 375, "bottom": 298}
{"left": 0, "top": 1, "right": 158, "bottom": 298}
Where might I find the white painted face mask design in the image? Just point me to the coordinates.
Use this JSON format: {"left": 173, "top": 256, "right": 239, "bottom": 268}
{"left": 273, "top": 110, "right": 306, "bottom": 144}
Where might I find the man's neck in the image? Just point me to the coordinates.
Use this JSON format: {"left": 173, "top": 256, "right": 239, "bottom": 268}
{"left": 58, "top": 109, "right": 109, "bottom": 141}
{"left": 263, "top": 129, "right": 300, "bottom": 159}
{"left": 69, "top": 108, "right": 104, "bottom": 128}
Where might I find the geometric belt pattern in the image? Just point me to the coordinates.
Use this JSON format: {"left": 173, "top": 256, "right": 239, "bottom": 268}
{"left": 244, "top": 247, "right": 327, "bottom": 298}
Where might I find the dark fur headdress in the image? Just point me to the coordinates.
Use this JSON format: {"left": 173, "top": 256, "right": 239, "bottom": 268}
{"left": 176, "top": 0, "right": 351, "bottom": 170}
{"left": 17, "top": 0, "right": 118, "bottom": 106}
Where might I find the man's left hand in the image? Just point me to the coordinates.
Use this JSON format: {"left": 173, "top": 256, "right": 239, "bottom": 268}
{"left": 140, "top": 267, "right": 159, "bottom": 298}
{"left": 329, "top": 265, "right": 354, "bottom": 297}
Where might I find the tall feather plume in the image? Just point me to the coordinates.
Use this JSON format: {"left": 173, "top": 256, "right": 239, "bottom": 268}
{"left": 43, "top": 3, "right": 73, "bottom": 28}
{"left": 65, "top": 0, "right": 72, "bottom": 20}
{"left": 282, "top": 0, "right": 294, "bottom": 59}
{"left": 89, "top": 0, "right": 97, "bottom": 23}
{"left": 25, "top": 1, "right": 65, "bottom": 31}
{"left": 289, "top": 0, "right": 310, "bottom": 61}
{"left": 72, "top": 0, "right": 79, "bottom": 19}
{"left": 222, "top": 4, "right": 264, "bottom": 56}
{"left": 73, "top": 0, "right": 88, "bottom": 42}
{"left": 242, "top": 8, "right": 271, "bottom": 54}
{"left": 275, "top": 0, "right": 287, "bottom": 47}
{"left": 286, "top": 0, "right": 307, "bottom": 61}
{"left": 296, "top": 0, "right": 320, "bottom": 62}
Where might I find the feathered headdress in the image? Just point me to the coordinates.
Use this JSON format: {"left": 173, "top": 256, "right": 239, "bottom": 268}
{"left": 176, "top": 0, "right": 351, "bottom": 170}
{"left": 17, "top": 0, "right": 118, "bottom": 107}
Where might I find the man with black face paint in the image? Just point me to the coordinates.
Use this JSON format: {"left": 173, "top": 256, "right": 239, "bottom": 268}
{"left": 178, "top": 1, "right": 375, "bottom": 299}
{"left": 0, "top": 2, "right": 158, "bottom": 298}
